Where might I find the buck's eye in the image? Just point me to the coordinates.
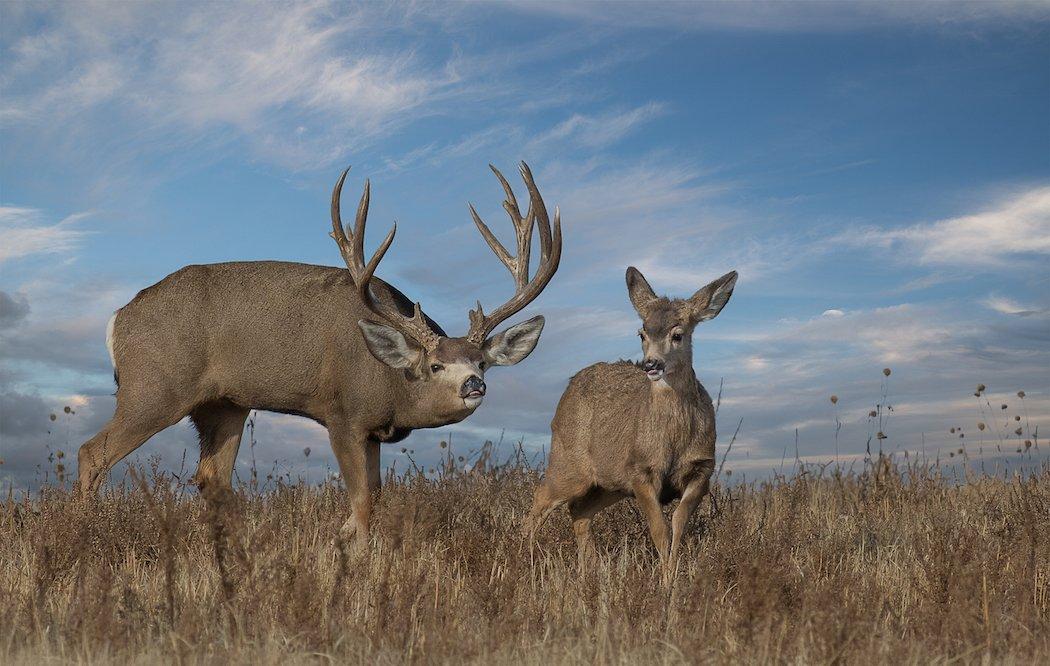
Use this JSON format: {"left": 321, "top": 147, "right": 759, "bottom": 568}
{"left": 430, "top": 364, "right": 443, "bottom": 373}
{"left": 671, "top": 332, "right": 683, "bottom": 342}
{"left": 638, "top": 332, "right": 645, "bottom": 340}
{"left": 478, "top": 361, "right": 487, "bottom": 371}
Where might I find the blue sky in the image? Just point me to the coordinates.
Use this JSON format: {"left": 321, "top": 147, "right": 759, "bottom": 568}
{"left": 2, "top": 1, "right": 1048, "bottom": 491}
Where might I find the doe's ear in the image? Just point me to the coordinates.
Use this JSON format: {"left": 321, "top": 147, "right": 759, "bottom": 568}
{"left": 625, "top": 266, "right": 658, "bottom": 316}
{"left": 688, "top": 270, "right": 738, "bottom": 322}
{"left": 358, "top": 320, "right": 422, "bottom": 369}
{"left": 483, "top": 315, "right": 545, "bottom": 366}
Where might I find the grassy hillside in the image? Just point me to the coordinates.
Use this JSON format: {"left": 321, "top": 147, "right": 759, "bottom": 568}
{"left": 2, "top": 457, "right": 1047, "bottom": 664}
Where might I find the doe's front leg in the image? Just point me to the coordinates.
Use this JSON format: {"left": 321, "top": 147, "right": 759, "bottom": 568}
{"left": 631, "top": 480, "right": 670, "bottom": 565}
{"left": 668, "top": 460, "right": 715, "bottom": 575}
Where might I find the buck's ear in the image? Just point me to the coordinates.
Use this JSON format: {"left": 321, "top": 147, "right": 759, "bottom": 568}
{"left": 358, "top": 320, "right": 422, "bottom": 369}
{"left": 688, "top": 271, "right": 738, "bottom": 322}
{"left": 483, "top": 315, "right": 545, "bottom": 366}
{"left": 626, "top": 266, "right": 658, "bottom": 315}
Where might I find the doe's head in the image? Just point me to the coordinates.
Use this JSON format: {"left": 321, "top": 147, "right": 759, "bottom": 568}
{"left": 625, "top": 266, "right": 737, "bottom": 382}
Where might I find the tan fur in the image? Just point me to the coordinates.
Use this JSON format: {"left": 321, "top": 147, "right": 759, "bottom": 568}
{"left": 527, "top": 267, "right": 737, "bottom": 574}
{"left": 78, "top": 165, "right": 560, "bottom": 550}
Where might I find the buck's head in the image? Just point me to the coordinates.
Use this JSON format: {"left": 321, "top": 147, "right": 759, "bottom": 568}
{"left": 356, "top": 317, "right": 546, "bottom": 420}
{"left": 626, "top": 267, "right": 737, "bottom": 383}
{"left": 331, "top": 163, "right": 561, "bottom": 421}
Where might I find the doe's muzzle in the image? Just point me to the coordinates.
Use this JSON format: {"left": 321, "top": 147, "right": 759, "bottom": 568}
{"left": 642, "top": 358, "right": 665, "bottom": 381}
{"left": 642, "top": 359, "right": 664, "bottom": 373}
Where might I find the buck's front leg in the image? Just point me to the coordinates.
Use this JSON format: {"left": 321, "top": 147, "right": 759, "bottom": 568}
{"left": 329, "top": 422, "right": 381, "bottom": 552}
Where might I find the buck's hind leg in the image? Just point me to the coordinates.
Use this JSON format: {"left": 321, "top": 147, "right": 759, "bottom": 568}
{"left": 191, "top": 402, "right": 250, "bottom": 493}
{"left": 77, "top": 390, "right": 190, "bottom": 493}
{"left": 569, "top": 487, "right": 624, "bottom": 568}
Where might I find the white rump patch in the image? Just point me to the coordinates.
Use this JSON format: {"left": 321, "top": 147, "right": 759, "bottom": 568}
{"left": 105, "top": 312, "right": 117, "bottom": 368}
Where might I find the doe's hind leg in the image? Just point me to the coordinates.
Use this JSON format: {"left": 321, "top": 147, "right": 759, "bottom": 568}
{"left": 569, "top": 487, "right": 624, "bottom": 568}
{"left": 525, "top": 482, "right": 566, "bottom": 550}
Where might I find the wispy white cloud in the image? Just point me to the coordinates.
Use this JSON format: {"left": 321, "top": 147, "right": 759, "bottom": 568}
{"left": 0, "top": 206, "right": 92, "bottom": 263}
{"left": 511, "top": 1, "right": 1050, "bottom": 32}
{"left": 982, "top": 295, "right": 1048, "bottom": 316}
{"left": 755, "top": 303, "right": 965, "bottom": 367}
{"left": 528, "top": 102, "right": 665, "bottom": 151}
{"left": 1, "top": 2, "right": 467, "bottom": 169}
{"left": 838, "top": 185, "right": 1050, "bottom": 267}
{"left": 379, "top": 124, "right": 519, "bottom": 174}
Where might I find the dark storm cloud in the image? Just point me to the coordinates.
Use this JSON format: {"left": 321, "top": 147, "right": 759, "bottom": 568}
{"left": 0, "top": 291, "right": 31, "bottom": 329}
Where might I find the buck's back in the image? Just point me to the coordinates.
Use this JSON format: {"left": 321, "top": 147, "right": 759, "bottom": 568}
{"left": 111, "top": 261, "right": 408, "bottom": 413}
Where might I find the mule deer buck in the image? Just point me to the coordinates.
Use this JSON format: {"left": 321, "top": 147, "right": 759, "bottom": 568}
{"left": 78, "top": 162, "right": 561, "bottom": 548}
{"left": 527, "top": 267, "right": 736, "bottom": 572}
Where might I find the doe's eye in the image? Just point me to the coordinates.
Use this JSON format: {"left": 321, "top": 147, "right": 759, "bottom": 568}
{"left": 430, "top": 364, "right": 443, "bottom": 373}
{"left": 671, "top": 333, "right": 683, "bottom": 342}
{"left": 638, "top": 332, "right": 645, "bottom": 340}
{"left": 478, "top": 361, "right": 487, "bottom": 371}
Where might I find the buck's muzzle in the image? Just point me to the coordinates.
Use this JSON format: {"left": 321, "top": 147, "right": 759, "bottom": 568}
{"left": 460, "top": 375, "right": 486, "bottom": 399}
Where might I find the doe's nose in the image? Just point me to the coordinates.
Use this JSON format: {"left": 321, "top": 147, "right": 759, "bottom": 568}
{"left": 642, "top": 358, "right": 664, "bottom": 372}
{"left": 460, "top": 375, "right": 486, "bottom": 398}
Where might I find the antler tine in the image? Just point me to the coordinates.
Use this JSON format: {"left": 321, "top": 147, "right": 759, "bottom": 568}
{"left": 519, "top": 161, "right": 553, "bottom": 263}
{"left": 466, "top": 162, "right": 562, "bottom": 345}
{"left": 352, "top": 178, "right": 370, "bottom": 272}
{"left": 329, "top": 167, "right": 441, "bottom": 351}
{"left": 489, "top": 164, "right": 521, "bottom": 223}
{"left": 331, "top": 166, "right": 353, "bottom": 260}
{"left": 469, "top": 203, "right": 514, "bottom": 273}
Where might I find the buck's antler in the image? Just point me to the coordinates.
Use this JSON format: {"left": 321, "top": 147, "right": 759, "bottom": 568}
{"left": 330, "top": 167, "right": 442, "bottom": 352}
{"left": 466, "top": 162, "right": 562, "bottom": 346}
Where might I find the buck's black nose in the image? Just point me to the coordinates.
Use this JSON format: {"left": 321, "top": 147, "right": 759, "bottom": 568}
{"left": 642, "top": 358, "right": 664, "bottom": 373}
{"left": 460, "top": 375, "right": 486, "bottom": 398}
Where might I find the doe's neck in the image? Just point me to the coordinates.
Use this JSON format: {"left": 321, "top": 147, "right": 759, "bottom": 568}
{"left": 651, "top": 364, "right": 699, "bottom": 400}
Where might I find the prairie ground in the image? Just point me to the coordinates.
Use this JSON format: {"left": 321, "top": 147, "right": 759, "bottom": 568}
{"left": 1, "top": 456, "right": 1047, "bottom": 664}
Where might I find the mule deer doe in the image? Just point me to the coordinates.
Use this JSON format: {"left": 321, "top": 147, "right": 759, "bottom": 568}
{"left": 78, "top": 163, "right": 561, "bottom": 548}
{"left": 527, "top": 267, "right": 737, "bottom": 572}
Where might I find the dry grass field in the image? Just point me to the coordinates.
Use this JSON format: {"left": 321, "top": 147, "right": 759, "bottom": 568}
{"left": 2, "top": 451, "right": 1047, "bottom": 665}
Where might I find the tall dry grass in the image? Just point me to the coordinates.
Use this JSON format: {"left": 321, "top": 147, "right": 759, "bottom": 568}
{"left": 1, "top": 453, "right": 1047, "bottom": 664}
